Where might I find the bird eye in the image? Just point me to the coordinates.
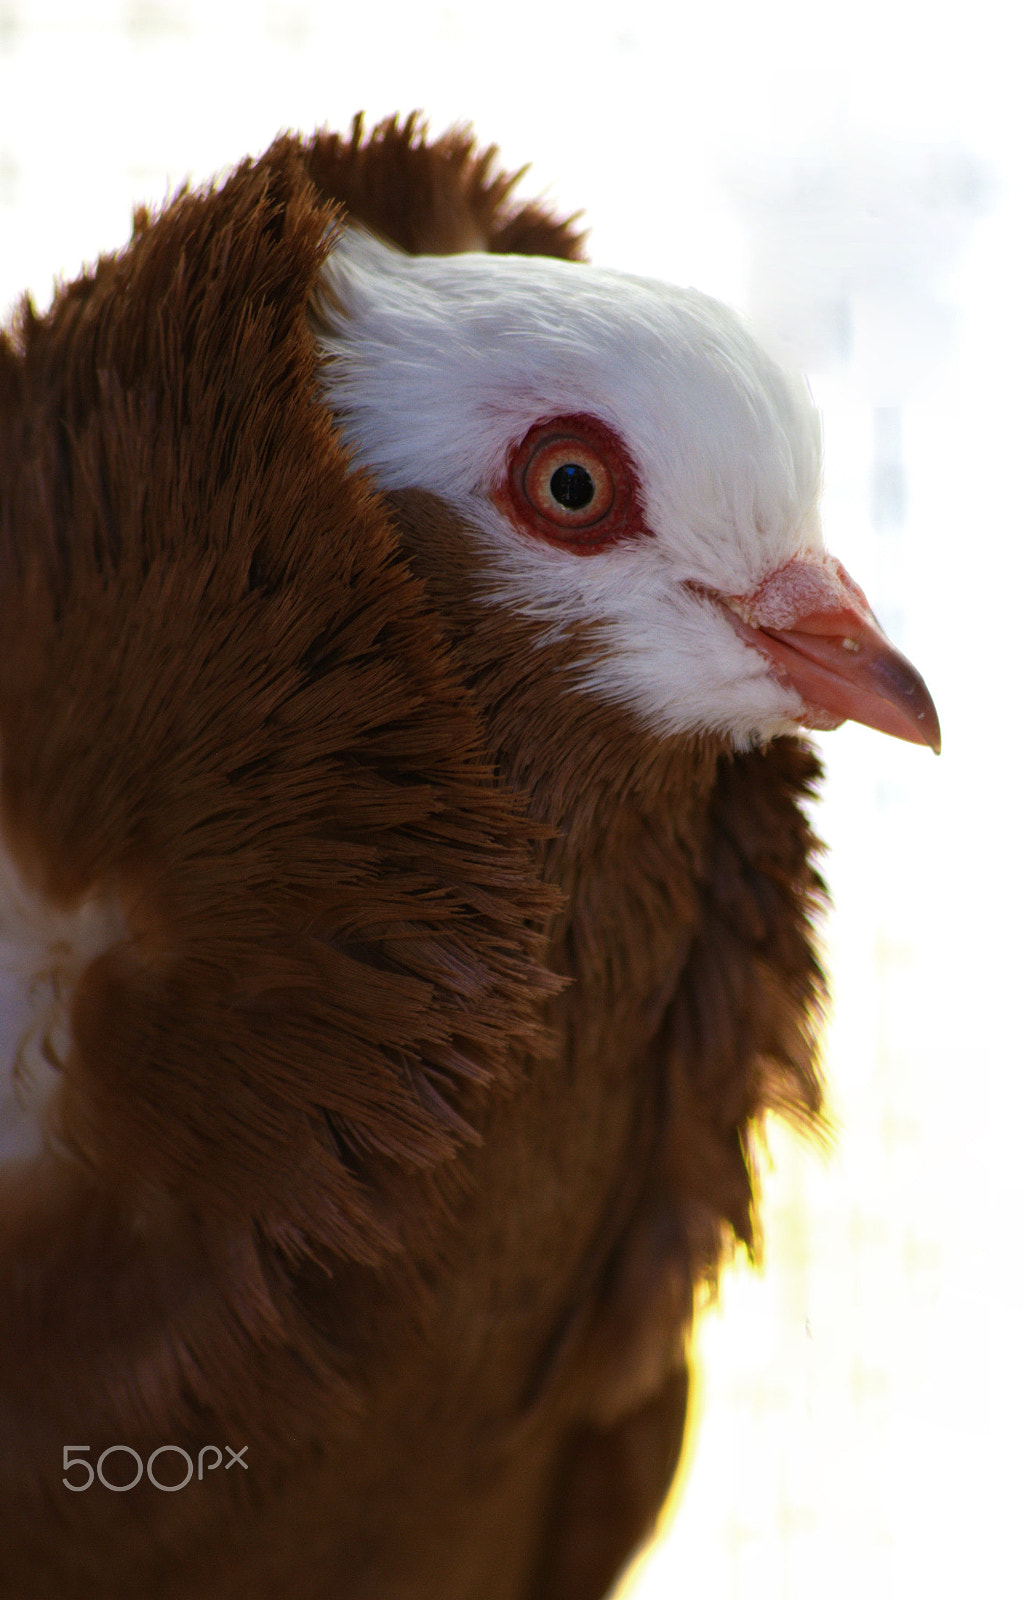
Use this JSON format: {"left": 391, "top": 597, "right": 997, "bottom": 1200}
{"left": 522, "top": 436, "right": 614, "bottom": 530}
{"left": 496, "top": 413, "right": 646, "bottom": 553}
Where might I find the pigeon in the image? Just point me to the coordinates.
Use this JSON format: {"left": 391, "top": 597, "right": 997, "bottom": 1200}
{"left": 0, "top": 113, "right": 938, "bottom": 1600}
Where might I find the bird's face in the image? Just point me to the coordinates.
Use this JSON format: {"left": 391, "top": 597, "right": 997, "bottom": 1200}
{"left": 317, "top": 230, "right": 939, "bottom": 753}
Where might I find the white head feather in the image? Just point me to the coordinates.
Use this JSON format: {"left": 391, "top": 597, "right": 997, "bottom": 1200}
{"left": 315, "top": 228, "right": 825, "bottom": 749}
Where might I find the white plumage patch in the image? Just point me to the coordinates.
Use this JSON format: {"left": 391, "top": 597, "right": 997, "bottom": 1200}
{"left": 315, "top": 229, "right": 826, "bottom": 747}
{"left": 0, "top": 839, "right": 125, "bottom": 1167}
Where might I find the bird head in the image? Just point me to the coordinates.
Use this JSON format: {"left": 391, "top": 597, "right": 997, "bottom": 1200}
{"left": 317, "top": 227, "right": 939, "bottom": 755}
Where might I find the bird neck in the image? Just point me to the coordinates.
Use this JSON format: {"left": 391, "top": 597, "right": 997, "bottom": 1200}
{"left": 390, "top": 482, "right": 825, "bottom": 1121}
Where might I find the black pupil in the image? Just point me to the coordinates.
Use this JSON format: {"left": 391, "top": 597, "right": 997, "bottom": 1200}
{"left": 549, "top": 462, "right": 595, "bottom": 511}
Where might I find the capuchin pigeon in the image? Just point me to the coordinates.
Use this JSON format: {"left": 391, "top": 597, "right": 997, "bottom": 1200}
{"left": 0, "top": 114, "right": 938, "bottom": 1600}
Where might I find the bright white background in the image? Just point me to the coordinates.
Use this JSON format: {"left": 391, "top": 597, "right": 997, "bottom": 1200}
{"left": 2, "top": 3, "right": 1020, "bottom": 1596}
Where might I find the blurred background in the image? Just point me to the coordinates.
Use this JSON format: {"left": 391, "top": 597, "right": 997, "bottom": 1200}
{"left": 1, "top": 2, "right": 1019, "bottom": 1595}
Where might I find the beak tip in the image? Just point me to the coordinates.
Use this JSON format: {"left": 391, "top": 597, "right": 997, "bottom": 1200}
{"left": 916, "top": 697, "right": 941, "bottom": 756}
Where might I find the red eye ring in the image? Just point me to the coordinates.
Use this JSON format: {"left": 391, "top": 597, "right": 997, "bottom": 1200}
{"left": 494, "top": 412, "right": 647, "bottom": 553}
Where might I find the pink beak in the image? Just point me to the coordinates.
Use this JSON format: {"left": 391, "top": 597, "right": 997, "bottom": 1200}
{"left": 718, "top": 555, "right": 941, "bottom": 752}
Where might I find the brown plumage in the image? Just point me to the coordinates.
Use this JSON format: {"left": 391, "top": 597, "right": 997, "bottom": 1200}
{"left": 0, "top": 114, "right": 930, "bottom": 1599}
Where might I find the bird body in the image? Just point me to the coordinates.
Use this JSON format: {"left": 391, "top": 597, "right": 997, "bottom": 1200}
{"left": 0, "top": 116, "right": 937, "bottom": 1598}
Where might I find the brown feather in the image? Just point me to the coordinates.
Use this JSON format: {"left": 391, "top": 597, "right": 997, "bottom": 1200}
{"left": 0, "top": 117, "right": 826, "bottom": 1599}
{"left": 303, "top": 110, "right": 588, "bottom": 260}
